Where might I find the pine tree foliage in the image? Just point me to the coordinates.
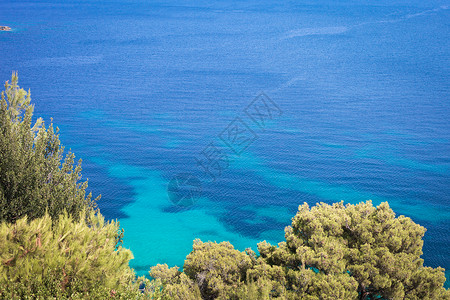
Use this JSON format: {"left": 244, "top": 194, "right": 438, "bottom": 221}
{"left": 0, "top": 73, "right": 97, "bottom": 223}
{"left": 151, "top": 202, "right": 449, "bottom": 300}
{"left": 184, "top": 240, "right": 253, "bottom": 299}
{"left": 0, "top": 210, "right": 141, "bottom": 299}
{"left": 257, "top": 201, "right": 449, "bottom": 300}
{"left": 149, "top": 264, "right": 201, "bottom": 300}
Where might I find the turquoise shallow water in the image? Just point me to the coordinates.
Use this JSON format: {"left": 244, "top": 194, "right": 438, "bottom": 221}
{"left": 1, "top": 0, "right": 449, "bottom": 286}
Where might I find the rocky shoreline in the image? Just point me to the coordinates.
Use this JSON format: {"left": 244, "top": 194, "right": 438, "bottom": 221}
{"left": 0, "top": 26, "right": 12, "bottom": 31}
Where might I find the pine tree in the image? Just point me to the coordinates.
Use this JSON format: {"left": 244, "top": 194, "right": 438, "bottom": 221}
{"left": 183, "top": 240, "right": 253, "bottom": 299}
{"left": 0, "top": 210, "right": 143, "bottom": 299}
{"left": 258, "top": 201, "right": 449, "bottom": 299}
{"left": 149, "top": 264, "right": 201, "bottom": 300}
{"left": 0, "top": 73, "right": 97, "bottom": 223}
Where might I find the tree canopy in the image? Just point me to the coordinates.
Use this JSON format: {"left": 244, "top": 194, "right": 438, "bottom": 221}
{"left": 257, "top": 201, "right": 449, "bottom": 299}
{"left": 151, "top": 201, "right": 449, "bottom": 300}
{"left": 0, "top": 73, "right": 97, "bottom": 223}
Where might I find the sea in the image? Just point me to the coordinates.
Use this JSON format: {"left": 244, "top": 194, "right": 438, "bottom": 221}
{"left": 1, "top": 0, "right": 449, "bottom": 286}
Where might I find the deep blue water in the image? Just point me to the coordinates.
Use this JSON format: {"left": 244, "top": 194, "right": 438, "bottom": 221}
{"left": 1, "top": 0, "right": 449, "bottom": 285}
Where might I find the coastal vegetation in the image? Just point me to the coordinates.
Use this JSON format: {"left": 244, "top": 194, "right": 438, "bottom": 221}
{"left": 0, "top": 74, "right": 448, "bottom": 299}
{"left": 0, "top": 73, "right": 97, "bottom": 224}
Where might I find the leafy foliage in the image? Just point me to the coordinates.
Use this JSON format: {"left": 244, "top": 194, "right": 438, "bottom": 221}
{"left": 0, "top": 73, "right": 97, "bottom": 223}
